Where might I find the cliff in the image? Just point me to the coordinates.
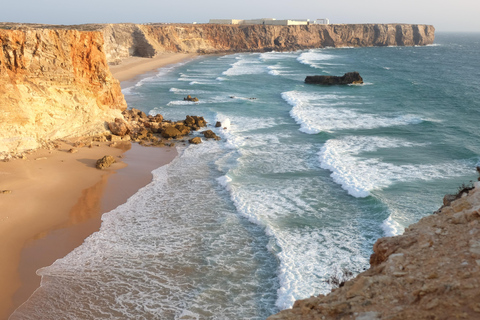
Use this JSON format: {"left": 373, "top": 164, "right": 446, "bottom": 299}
{"left": 0, "top": 28, "right": 126, "bottom": 158}
{"left": 269, "top": 184, "right": 480, "bottom": 320}
{"left": 0, "top": 23, "right": 434, "bottom": 157}
{"left": 1, "top": 23, "right": 434, "bottom": 64}
{"left": 99, "top": 23, "right": 435, "bottom": 64}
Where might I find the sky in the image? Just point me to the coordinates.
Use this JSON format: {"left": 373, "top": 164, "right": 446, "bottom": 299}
{"left": 1, "top": 0, "right": 479, "bottom": 32}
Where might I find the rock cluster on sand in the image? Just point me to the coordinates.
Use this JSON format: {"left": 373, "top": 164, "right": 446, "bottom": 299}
{"left": 108, "top": 108, "right": 212, "bottom": 146}
{"left": 269, "top": 183, "right": 480, "bottom": 320}
{"left": 305, "top": 72, "right": 364, "bottom": 85}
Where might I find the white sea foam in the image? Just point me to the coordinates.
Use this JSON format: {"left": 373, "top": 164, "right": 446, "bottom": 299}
{"left": 259, "top": 52, "right": 298, "bottom": 61}
{"left": 122, "top": 62, "right": 190, "bottom": 95}
{"left": 283, "top": 90, "right": 423, "bottom": 133}
{"left": 208, "top": 114, "right": 376, "bottom": 309}
{"left": 318, "top": 136, "right": 474, "bottom": 197}
{"left": 121, "top": 86, "right": 136, "bottom": 95}
{"left": 267, "top": 65, "right": 291, "bottom": 76}
{"left": 219, "top": 173, "right": 372, "bottom": 310}
{"left": 169, "top": 87, "right": 209, "bottom": 94}
{"left": 381, "top": 216, "right": 404, "bottom": 236}
{"left": 222, "top": 56, "right": 266, "bottom": 76}
{"left": 216, "top": 175, "right": 232, "bottom": 190}
{"left": 297, "top": 50, "right": 339, "bottom": 69}
{"left": 268, "top": 69, "right": 281, "bottom": 76}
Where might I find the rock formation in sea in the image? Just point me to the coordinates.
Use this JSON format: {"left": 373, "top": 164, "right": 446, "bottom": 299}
{"left": 305, "top": 72, "right": 364, "bottom": 85}
{"left": 0, "top": 28, "right": 126, "bottom": 158}
{"left": 268, "top": 183, "right": 480, "bottom": 320}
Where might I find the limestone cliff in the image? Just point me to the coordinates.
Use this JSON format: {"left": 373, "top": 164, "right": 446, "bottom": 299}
{"left": 269, "top": 184, "right": 480, "bottom": 320}
{"left": 0, "top": 28, "right": 126, "bottom": 157}
{"left": 99, "top": 23, "right": 435, "bottom": 63}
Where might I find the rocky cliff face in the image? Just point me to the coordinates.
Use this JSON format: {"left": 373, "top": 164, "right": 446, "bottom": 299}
{"left": 269, "top": 184, "right": 480, "bottom": 320}
{"left": 0, "top": 29, "right": 126, "bottom": 157}
{"left": 99, "top": 23, "right": 435, "bottom": 63}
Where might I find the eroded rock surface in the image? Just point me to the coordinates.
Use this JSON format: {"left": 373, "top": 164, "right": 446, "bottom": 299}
{"left": 95, "top": 155, "right": 116, "bottom": 169}
{"left": 100, "top": 23, "right": 434, "bottom": 62}
{"left": 0, "top": 28, "right": 126, "bottom": 158}
{"left": 269, "top": 183, "right": 480, "bottom": 320}
{"left": 1, "top": 23, "right": 435, "bottom": 64}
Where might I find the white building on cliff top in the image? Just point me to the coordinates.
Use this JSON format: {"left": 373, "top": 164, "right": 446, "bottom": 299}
{"left": 209, "top": 18, "right": 312, "bottom": 26}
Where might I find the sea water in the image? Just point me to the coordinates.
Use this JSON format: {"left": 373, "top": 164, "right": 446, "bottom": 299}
{"left": 11, "top": 33, "right": 480, "bottom": 319}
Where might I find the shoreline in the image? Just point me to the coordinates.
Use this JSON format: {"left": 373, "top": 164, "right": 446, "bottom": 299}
{"left": 109, "top": 53, "right": 198, "bottom": 83}
{"left": 1, "top": 53, "right": 192, "bottom": 319}
{"left": 12, "top": 143, "right": 178, "bottom": 315}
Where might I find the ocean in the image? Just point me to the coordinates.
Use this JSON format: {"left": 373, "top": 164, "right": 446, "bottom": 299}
{"left": 11, "top": 32, "right": 480, "bottom": 319}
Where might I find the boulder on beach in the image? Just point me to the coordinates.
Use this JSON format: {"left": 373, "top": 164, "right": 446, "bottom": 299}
{"left": 305, "top": 72, "right": 363, "bottom": 85}
{"left": 96, "top": 155, "right": 116, "bottom": 170}
{"left": 108, "top": 118, "right": 131, "bottom": 137}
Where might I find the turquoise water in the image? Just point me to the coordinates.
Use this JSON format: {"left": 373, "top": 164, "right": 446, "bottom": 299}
{"left": 12, "top": 33, "right": 480, "bottom": 319}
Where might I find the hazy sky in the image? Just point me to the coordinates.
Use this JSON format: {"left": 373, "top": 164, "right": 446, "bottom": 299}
{"left": 2, "top": 0, "right": 479, "bottom": 32}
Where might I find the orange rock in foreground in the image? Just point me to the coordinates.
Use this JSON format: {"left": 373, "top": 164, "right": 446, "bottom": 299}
{"left": 269, "top": 184, "right": 480, "bottom": 320}
{"left": 0, "top": 28, "right": 127, "bottom": 158}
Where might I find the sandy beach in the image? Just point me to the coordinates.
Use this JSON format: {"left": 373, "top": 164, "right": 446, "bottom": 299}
{"left": 0, "top": 52, "right": 191, "bottom": 319}
{"left": 109, "top": 53, "right": 198, "bottom": 82}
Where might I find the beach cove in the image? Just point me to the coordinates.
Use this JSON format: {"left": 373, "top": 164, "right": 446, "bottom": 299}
{"left": 0, "top": 53, "right": 193, "bottom": 319}
{"left": 2, "top": 23, "right": 480, "bottom": 319}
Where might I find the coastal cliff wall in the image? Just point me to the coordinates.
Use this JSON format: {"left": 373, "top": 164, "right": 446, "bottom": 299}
{"left": 0, "top": 23, "right": 434, "bottom": 156}
{"left": 0, "top": 29, "right": 126, "bottom": 157}
{"left": 269, "top": 184, "right": 480, "bottom": 319}
{"left": 100, "top": 23, "right": 435, "bottom": 63}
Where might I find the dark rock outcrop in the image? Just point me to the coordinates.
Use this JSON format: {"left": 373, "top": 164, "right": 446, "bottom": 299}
{"left": 109, "top": 108, "right": 211, "bottom": 146}
{"left": 189, "top": 137, "right": 202, "bottom": 144}
{"left": 184, "top": 95, "right": 199, "bottom": 102}
{"left": 305, "top": 72, "right": 363, "bottom": 85}
{"left": 96, "top": 155, "right": 116, "bottom": 169}
{"left": 160, "top": 127, "right": 181, "bottom": 139}
{"left": 202, "top": 130, "right": 221, "bottom": 140}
